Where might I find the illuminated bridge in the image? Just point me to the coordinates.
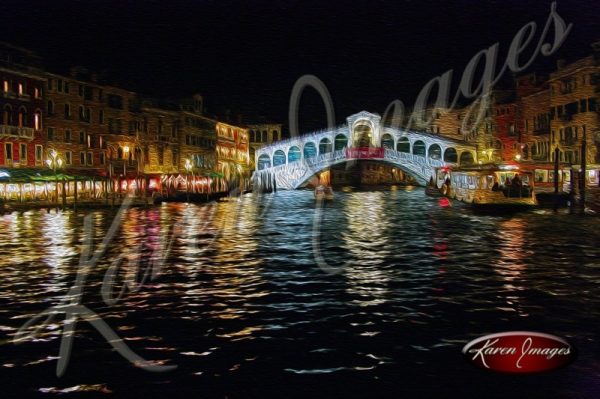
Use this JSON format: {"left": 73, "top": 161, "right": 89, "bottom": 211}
{"left": 252, "top": 111, "right": 477, "bottom": 191}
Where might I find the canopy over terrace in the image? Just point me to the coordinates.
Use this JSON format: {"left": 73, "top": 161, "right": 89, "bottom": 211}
{"left": 0, "top": 168, "right": 110, "bottom": 203}
{"left": 0, "top": 168, "right": 76, "bottom": 183}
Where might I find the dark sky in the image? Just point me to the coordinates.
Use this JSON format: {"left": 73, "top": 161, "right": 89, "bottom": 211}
{"left": 1, "top": 0, "right": 599, "bottom": 132}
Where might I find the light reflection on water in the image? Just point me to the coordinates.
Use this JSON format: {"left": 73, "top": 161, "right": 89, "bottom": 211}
{"left": 1, "top": 189, "right": 600, "bottom": 398}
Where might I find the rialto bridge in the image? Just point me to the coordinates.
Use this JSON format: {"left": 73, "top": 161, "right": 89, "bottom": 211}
{"left": 252, "top": 111, "right": 477, "bottom": 191}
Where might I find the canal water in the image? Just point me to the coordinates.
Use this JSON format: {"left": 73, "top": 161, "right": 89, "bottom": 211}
{"left": 1, "top": 188, "right": 599, "bottom": 398}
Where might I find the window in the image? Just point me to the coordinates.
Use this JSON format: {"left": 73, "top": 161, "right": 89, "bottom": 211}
{"left": 47, "top": 127, "right": 55, "bottom": 141}
{"left": 3, "top": 80, "right": 9, "bottom": 92}
{"left": 4, "top": 143, "right": 13, "bottom": 163}
{"left": 65, "top": 130, "right": 72, "bottom": 142}
{"left": 107, "top": 94, "right": 123, "bottom": 109}
{"left": 34, "top": 87, "right": 41, "bottom": 99}
{"left": 64, "top": 81, "right": 69, "bottom": 93}
{"left": 78, "top": 84, "right": 84, "bottom": 97}
{"left": 158, "top": 146, "right": 164, "bottom": 165}
{"left": 65, "top": 151, "right": 72, "bottom": 165}
{"left": 83, "top": 86, "right": 92, "bottom": 100}
{"left": 47, "top": 78, "right": 53, "bottom": 91}
{"left": 99, "top": 110, "right": 104, "bottom": 124}
{"left": 87, "top": 152, "right": 93, "bottom": 166}
{"left": 64, "top": 104, "right": 71, "bottom": 119}
{"left": 34, "top": 111, "right": 42, "bottom": 130}
{"left": 80, "top": 152, "right": 85, "bottom": 165}
{"left": 108, "top": 118, "right": 122, "bottom": 134}
{"left": 17, "top": 108, "right": 26, "bottom": 127}
{"left": 18, "top": 83, "right": 23, "bottom": 95}
{"left": 57, "top": 80, "right": 63, "bottom": 92}
{"left": 47, "top": 100, "right": 54, "bottom": 115}
{"left": 20, "top": 143, "right": 27, "bottom": 162}
{"left": 79, "top": 131, "right": 85, "bottom": 144}
{"left": 35, "top": 145, "right": 43, "bottom": 164}
{"left": 100, "top": 152, "right": 106, "bottom": 165}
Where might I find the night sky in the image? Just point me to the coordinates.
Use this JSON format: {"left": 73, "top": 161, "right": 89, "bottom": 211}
{"left": 1, "top": 0, "right": 599, "bottom": 132}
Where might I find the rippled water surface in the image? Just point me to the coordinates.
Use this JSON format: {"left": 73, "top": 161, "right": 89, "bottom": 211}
{"left": 1, "top": 189, "right": 600, "bottom": 398}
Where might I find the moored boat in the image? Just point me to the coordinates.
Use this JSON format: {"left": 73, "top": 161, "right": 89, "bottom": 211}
{"left": 436, "top": 164, "right": 537, "bottom": 211}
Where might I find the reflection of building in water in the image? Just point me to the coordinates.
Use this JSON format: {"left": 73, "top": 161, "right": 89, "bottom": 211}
{"left": 330, "top": 161, "right": 413, "bottom": 186}
{"left": 342, "top": 192, "right": 391, "bottom": 306}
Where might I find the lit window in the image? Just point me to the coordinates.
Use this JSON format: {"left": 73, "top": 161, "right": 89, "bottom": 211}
{"left": 18, "top": 83, "right": 23, "bottom": 95}
{"left": 3, "top": 80, "right": 9, "bottom": 92}
{"left": 34, "top": 111, "right": 42, "bottom": 130}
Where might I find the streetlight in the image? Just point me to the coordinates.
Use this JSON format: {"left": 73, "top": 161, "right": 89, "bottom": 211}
{"left": 184, "top": 158, "right": 193, "bottom": 202}
{"left": 122, "top": 145, "right": 130, "bottom": 194}
{"left": 46, "top": 150, "right": 63, "bottom": 208}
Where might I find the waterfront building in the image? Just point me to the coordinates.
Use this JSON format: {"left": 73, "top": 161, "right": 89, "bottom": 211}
{"left": 247, "top": 123, "right": 282, "bottom": 170}
{"left": 178, "top": 96, "right": 218, "bottom": 193}
{"left": 0, "top": 43, "right": 45, "bottom": 169}
{"left": 215, "top": 121, "right": 250, "bottom": 191}
{"left": 547, "top": 54, "right": 600, "bottom": 166}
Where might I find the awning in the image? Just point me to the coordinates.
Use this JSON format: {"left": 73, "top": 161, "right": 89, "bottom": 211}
{"left": 0, "top": 168, "right": 76, "bottom": 183}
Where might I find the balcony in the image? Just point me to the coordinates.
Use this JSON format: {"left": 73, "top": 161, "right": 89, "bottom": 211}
{"left": 558, "top": 114, "right": 573, "bottom": 122}
{"left": 1, "top": 91, "right": 16, "bottom": 99}
{"left": 0, "top": 124, "right": 35, "bottom": 140}
{"left": 560, "top": 138, "right": 577, "bottom": 146}
{"left": 110, "top": 159, "right": 139, "bottom": 173}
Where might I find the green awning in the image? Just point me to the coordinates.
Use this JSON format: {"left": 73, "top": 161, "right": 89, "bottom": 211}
{"left": 0, "top": 168, "right": 76, "bottom": 183}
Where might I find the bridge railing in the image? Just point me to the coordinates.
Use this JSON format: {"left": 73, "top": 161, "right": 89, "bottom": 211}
{"left": 383, "top": 148, "right": 445, "bottom": 168}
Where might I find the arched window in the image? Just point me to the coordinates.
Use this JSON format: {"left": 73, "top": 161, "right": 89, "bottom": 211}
{"left": 460, "top": 152, "right": 474, "bottom": 165}
{"left": 319, "top": 138, "right": 332, "bottom": 154}
{"left": 34, "top": 109, "right": 42, "bottom": 130}
{"left": 18, "top": 107, "right": 27, "bottom": 127}
{"left": 381, "top": 133, "right": 394, "bottom": 149}
{"left": 272, "top": 130, "right": 279, "bottom": 141}
{"left": 288, "top": 146, "right": 301, "bottom": 163}
{"left": 412, "top": 140, "right": 426, "bottom": 156}
{"left": 443, "top": 148, "right": 458, "bottom": 163}
{"left": 334, "top": 134, "right": 348, "bottom": 151}
{"left": 396, "top": 137, "right": 410, "bottom": 153}
{"left": 428, "top": 144, "right": 442, "bottom": 160}
{"left": 3, "top": 104, "right": 12, "bottom": 125}
{"left": 273, "top": 150, "right": 286, "bottom": 166}
{"left": 262, "top": 130, "right": 268, "bottom": 142}
{"left": 257, "top": 154, "right": 271, "bottom": 170}
{"left": 304, "top": 142, "right": 316, "bottom": 158}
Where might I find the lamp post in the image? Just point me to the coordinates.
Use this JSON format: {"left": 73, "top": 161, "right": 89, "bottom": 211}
{"left": 184, "top": 158, "right": 193, "bottom": 202}
{"left": 122, "top": 145, "right": 130, "bottom": 196}
{"left": 45, "top": 150, "right": 63, "bottom": 209}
